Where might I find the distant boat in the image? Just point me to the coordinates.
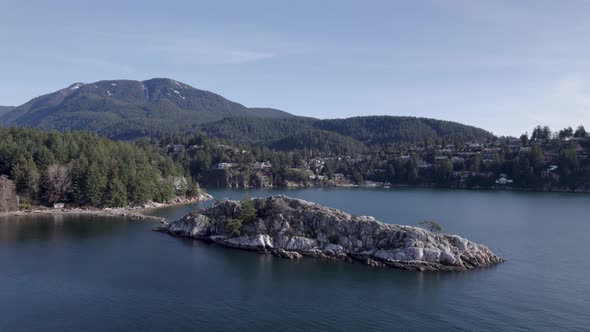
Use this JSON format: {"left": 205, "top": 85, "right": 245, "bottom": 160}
{"left": 383, "top": 185, "right": 390, "bottom": 189}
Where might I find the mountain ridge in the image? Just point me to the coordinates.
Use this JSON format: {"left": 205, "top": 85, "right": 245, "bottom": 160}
{"left": 201, "top": 115, "right": 494, "bottom": 148}
{"left": 0, "top": 106, "right": 15, "bottom": 117}
{"left": 0, "top": 78, "right": 292, "bottom": 140}
{"left": 1, "top": 78, "right": 494, "bottom": 147}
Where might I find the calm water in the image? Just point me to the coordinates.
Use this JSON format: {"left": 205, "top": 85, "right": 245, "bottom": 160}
{"left": 1, "top": 188, "right": 589, "bottom": 331}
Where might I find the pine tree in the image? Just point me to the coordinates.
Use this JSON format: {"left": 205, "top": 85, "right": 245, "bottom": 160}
{"left": 85, "top": 162, "right": 107, "bottom": 207}
{"left": 157, "top": 177, "right": 175, "bottom": 203}
{"left": 33, "top": 146, "right": 56, "bottom": 170}
{"left": 71, "top": 155, "right": 89, "bottom": 205}
{"left": 104, "top": 178, "right": 128, "bottom": 207}
{"left": 11, "top": 155, "right": 40, "bottom": 201}
{"left": 185, "top": 177, "right": 200, "bottom": 197}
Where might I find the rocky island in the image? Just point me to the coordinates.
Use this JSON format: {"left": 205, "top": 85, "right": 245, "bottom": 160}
{"left": 156, "top": 196, "right": 503, "bottom": 271}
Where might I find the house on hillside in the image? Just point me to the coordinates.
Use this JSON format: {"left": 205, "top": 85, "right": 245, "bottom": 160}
{"left": 253, "top": 161, "right": 272, "bottom": 170}
{"left": 309, "top": 174, "right": 325, "bottom": 181}
{"left": 542, "top": 165, "right": 560, "bottom": 181}
{"left": 495, "top": 174, "right": 514, "bottom": 185}
{"left": 417, "top": 160, "right": 432, "bottom": 168}
{"left": 167, "top": 144, "right": 185, "bottom": 153}
{"left": 212, "top": 163, "right": 232, "bottom": 170}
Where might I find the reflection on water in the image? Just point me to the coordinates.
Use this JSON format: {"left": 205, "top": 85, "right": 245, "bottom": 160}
{"left": 0, "top": 215, "right": 129, "bottom": 244}
{"left": 172, "top": 232, "right": 492, "bottom": 297}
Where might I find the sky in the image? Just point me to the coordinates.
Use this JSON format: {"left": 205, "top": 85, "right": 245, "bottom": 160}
{"left": 1, "top": 0, "right": 589, "bottom": 136}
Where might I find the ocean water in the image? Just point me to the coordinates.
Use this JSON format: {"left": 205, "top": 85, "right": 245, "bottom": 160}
{"left": 1, "top": 187, "right": 589, "bottom": 331}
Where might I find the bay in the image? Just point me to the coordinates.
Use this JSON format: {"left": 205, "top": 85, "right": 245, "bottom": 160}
{"left": 1, "top": 188, "right": 589, "bottom": 331}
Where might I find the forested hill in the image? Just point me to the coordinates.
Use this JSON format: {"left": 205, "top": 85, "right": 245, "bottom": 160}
{"left": 0, "top": 106, "right": 15, "bottom": 117}
{"left": 201, "top": 115, "right": 494, "bottom": 148}
{"left": 1, "top": 78, "right": 494, "bottom": 149}
{"left": 0, "top": 127, "right": 199, "bottom": 209}
{"left": 314, "top": 116, "right": 494, "bottom": 145}
{"left": 0, "top": 78, "right": 292, "bottom": 140}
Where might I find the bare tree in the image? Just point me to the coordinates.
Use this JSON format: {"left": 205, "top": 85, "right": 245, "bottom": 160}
{"left": 42, "top": 164, "right": 73, "bottom": 204}
{"left": 0, "top": 175, "right": 19, "bottom": 212}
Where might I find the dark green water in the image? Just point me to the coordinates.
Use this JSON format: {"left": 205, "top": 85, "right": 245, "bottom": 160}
{"left": 1, "top": 188, "right": 589, "bottom": 331}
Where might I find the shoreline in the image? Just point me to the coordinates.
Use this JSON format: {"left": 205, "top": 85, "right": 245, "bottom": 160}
{"left": 0, "top": 193, "right": 213, "bottom": 221}
{"left": 224, "top": 182, "right": 590, "bottom": 194}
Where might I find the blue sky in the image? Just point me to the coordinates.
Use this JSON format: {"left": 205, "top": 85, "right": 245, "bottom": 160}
{"left": 1, "top": 0, "right": 589, "bottom": 136}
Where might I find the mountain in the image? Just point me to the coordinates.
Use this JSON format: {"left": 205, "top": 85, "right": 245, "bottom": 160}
{"left": 0, "top": 106, "right": 15, "bottom": 117}
{"left": 0, "top": 78, "right": 292, "bottom": 140}
{"left": 201, "top": 117, "right": 315, "bottom": 143}
{"left": 1, "top": 78, "right": 494, "bottom": 149}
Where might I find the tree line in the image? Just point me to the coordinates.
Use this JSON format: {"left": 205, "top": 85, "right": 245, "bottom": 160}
{"left": 1, "top": 123, "right": 588, "bottom": 213}
{"left": 0, "top": 127, "right": 199, "bottom": 211}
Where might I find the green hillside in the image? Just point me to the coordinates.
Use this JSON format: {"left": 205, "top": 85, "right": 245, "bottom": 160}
{"left": 314, "top": 116, "right": 494, "bottom": 145}
{"left": 0, "top": 78, "right": 292, "bottom": 140}
{"left": 201, "top": 115, "right": 493, "bottom": 149}
{"left": 0, "top": 127, "right": 197, "bottom": 208}
{"left": 0, "top": 106, "right": 14, "bottom": 117}
{"left": 1, "top": 79, "right": 494, "bottom": 151}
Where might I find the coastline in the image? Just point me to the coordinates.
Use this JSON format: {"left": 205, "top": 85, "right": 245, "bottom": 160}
{"left": 0, "top": 193, "right": 213, "bottom": 221}
{"left": 3, "top": 183, "right": 585, "bottom": 221}
{"left": 276, "top": 181, "right": 590, "bottom": 194}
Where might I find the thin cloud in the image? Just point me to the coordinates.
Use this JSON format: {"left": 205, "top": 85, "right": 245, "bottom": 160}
{"left": 142, "top": 36, "right": 277, "bottom": 65}
{"left": 57, "top": 56, "right": 135, "bottom": 74}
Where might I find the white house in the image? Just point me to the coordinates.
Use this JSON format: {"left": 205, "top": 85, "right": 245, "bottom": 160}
{"left": 212, "top": 163, "right": 232, "bottom": 170}
{"left": 495, "top": 177, "right": 514, "bottom": 185}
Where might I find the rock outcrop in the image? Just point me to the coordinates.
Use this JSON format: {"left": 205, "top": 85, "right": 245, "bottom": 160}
{"left": 156, "top": 196, "right": 503, "bottom": 271}
{"left": 202, "top": 169, "right": 274, "bottom": 189}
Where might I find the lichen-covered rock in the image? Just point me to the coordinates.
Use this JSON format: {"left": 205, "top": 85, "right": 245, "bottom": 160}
{"left": 156, "top": 195, "right": 504, "bottom": 271}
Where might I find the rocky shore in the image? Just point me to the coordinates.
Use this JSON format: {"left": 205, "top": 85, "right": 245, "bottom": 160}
{"left": 0, "top": 193, "right": 213, "bottom": 222}
{"left": 0, "top": 207, "right": 167, "bottom": 222}
{"left": 156, "top": 195, "right": 503, "bottom": 271}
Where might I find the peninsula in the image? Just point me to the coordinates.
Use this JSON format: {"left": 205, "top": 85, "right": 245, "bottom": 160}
{"left": 157, "top": 196, "right": 503, "bottom": 271}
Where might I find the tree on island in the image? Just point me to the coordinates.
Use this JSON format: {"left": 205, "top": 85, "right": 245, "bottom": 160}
{"left": 418, "top": 220, "right": 443, "bottom": 232}
{"left": 238, "top": 200, "right": 258, "bottom": 224}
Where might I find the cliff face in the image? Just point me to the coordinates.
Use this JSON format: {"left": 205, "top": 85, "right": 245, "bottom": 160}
{"left": 202, "top": 169, "right": 273, "bottom": 188}
{"left": 157, "top": 196, "right": 503, "bottom": 271}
